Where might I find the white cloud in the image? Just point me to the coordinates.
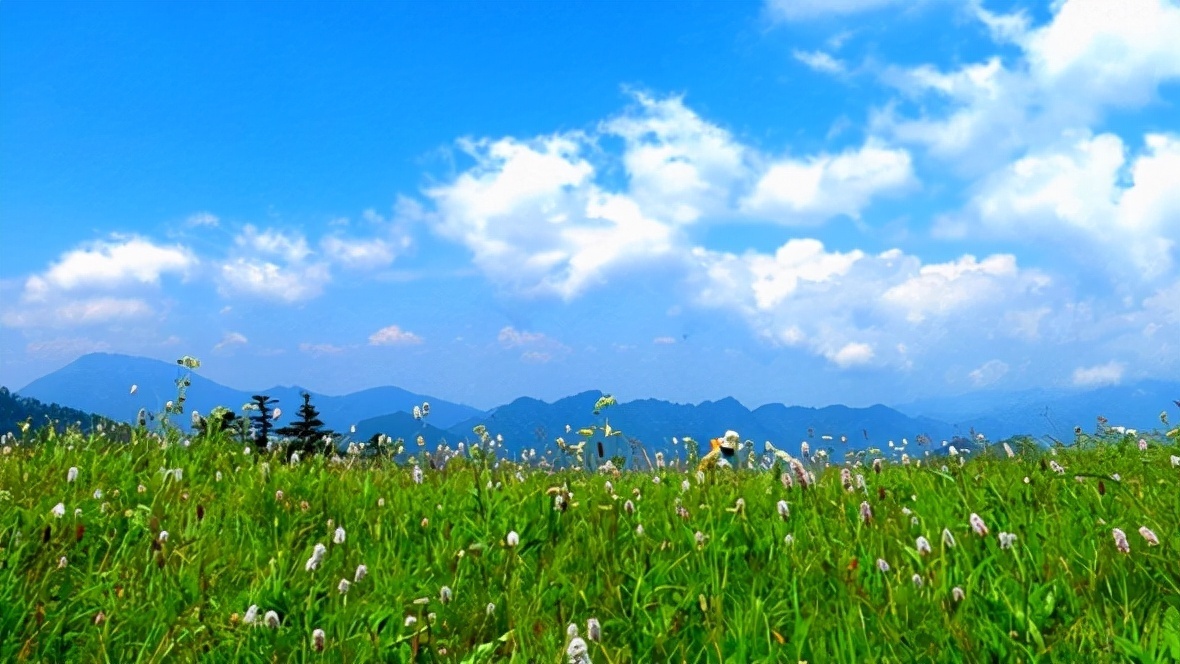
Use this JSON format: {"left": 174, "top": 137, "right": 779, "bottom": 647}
{"left": 1072, "top": 361, "right": 1125, "bottom": 387}
{"left": 972, "top": 132, "right": 1180, "bottom": 280}
{"left": 766, "top": 0, "right": 905, "bottom": 21}
{"left": 497, "top": 326, "right": 548, "bottom": 347}
{"left": 235, "top": 225, "right": 313, "bottom": 263}
{"left": 186, "top": 212, "right": 220, "bottom": 228}
{"left": 3, "top": 297, "right": 153, "bottom": 328}
{"left": 741, "top": 141, "right": 915, "bottom": 224}
{"left": 213, "top": 331, "right": 248, "bottom": 352}
{"left": 881, "top": 254, "right": 1049, "bottom": 323}
{"left": 21, "top": 237, "right": 196, "bottom": 302}
{"left": 793, "top": 49, "right": 847, "bottom": 75}
{"left": 320, "top": 236, "right": 397, "bottom": 271}
{"left": 969, "top": 359, "right": 1009, "bottom": 386}
{"left": 602, "top": 93, "right": 749, "bottom": 224}
{"left": 217, "top": 258, "right": 331, "bottom": 303}
{"left": 368, "top": 325, "right": 423, "bottom": 346}
{"left": 690, "top": 239, "right": 1052, "bottom": 370}
{"left": 653, "top": 336, "right": 677, "bottom": 345}
{"left": 496, "top": 325, "right": 570, "bottom": 362}
{"left": 828, "top": 342, "right": 875, "bottom": 367}
{"left": 875, "top": 0, "right": 1180, "bottom": 168}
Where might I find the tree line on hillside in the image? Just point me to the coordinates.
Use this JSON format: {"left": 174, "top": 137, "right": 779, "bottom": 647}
{"left": 0, "top": 386, "right": 133, "bottom": 441}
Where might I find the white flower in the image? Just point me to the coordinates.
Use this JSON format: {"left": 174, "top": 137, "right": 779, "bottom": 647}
{"left": 52, "top": 502, "right": 65, "bottom": 518}
{"left": 158, "top": 531, "right": 169, "bottom": 542}
{"left": 93, "top": 489, "right": 103, "bottom": 500}
{"left": 952, "top": 587, "right": 965, "bottom": 602}
{"left": 413, "top": 465, "right": 423, "bottom": 485}
{"left": 969, "top": 513, "right": 988, "bottom": 537}
{"left": 338, "top": 579, "right": 350, "bottom": 594}
{"left": 355, "top": 564, "right": 368, "bottom": 582}
{"left": 439, "top": 586, "right": 452, "bottom": 604}
{"left": 404, "top": 615, "right": 417, "bottom": 627}
{"left": 566, "top": 636, "right": 591, "bottom": 664}
{"left": 487, "top": 602, "right": 496, "bottom": 616}
{"left": 58, "top": 555, "right": 68, "bottom": 568}
{"left": 859, "top": 501, "right": 872, "bottom": 523}
{"left": 784, "top": 534, "right": 794, "bottom": 545}
{"left": 68, "top": 467, "right": 78, "bottom": 483}
{"left": 942, "top": 528, "right": 956, "bottom": 548}
{"left": 998, "top": 532, "right": 1017, "bottom": 549}
{"left": 1139, "top": 526, "right": 1159, "bottom": 546}
{"left": 312, "top": 628, "right": 326, "bottom": 651}
{"left": 264, "top": 610, "right": 280, "bottom": 628}
{"left": 776, "top": 500, "right": 789, "bottom": 520}
{"left": 916, "top": 536, "right": 932, "bottom": 556}
{"left": 587, "top": 618, "right": 601, "bottom": 641}
{"left": 912, "top": 573, "right": 923, "bottom": 587}
{"left": 506, "top": 530, "right": 520, "bottom": 547}
{"left": 876, "top": 558, "right": 890, "bottom": 572}
{"left": 244, "top": 605, "right": 259, "bottom": 624}
{"left": 334, "top": 527, "right": 346, "bottom": 544}
{"left": 1112, "top": 528, "right": 1131, "bottom": 554}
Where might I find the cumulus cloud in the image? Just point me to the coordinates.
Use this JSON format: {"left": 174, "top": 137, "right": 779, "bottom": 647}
{"left": 969, "top": 359, "right": 1009, "bottom": 387}
{"left": 1072, "top": 361, "right": 1125, "bottom": 387}
{"left": 690, "top": 239, "right": 1052, "bottom": 370}
{"left": 368, "top": 325, "right": 423, "bottom": 346}
{"left": 971, "top": 133, "right": 1180, "bottom": 280}
{"left": 496, "top": 326, "right": 570, "bottom": 362}
{"left": 741, "top": 141, "right": 914, "bottom": 224}
{"left": 792, "top": 49, "right": 847, "bottom": 75}
{"left": 298, "top": 342, "right": 346, "bottom": 355}
{"left": 3, "top": 297, "right": 154, "bottom": 329}
{"left": 21, "top": 237, "right": 196, "bottom": 302}
{"left": 320, "top": 236, "right": 398, "bottom": 271}
{"left": 213, "top": 331, "right": 248, "bottom": 352}
{"left": 218, "top": 258, "right": 331, "bottom": 303}
{"left": 423, "top": 92, "right": 911, "bottom": 299}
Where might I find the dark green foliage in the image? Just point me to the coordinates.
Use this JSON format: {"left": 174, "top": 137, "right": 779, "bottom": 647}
{"left": 248, "top": 394, "right": 277, "bottom": 450}
{"left": 274, "top": 391, "right": 335, "bottom": 461}
{"left": 0, "top": 386, "right": 130, "bottom": 440}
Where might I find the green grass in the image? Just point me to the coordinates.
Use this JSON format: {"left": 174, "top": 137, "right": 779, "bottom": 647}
{"left": 1, "top": 424, "right": 1178, "bottom": 663}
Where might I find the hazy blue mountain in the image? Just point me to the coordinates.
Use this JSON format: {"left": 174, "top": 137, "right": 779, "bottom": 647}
{"left": 352, "top": 411, "right": 455, "bottom": 447}
{"left": 436, "top": 391, "right": 963, "bottom": 459}
{"left": 897, "top": 380, "right": 1180, "bottom": 441}
{"left": 16, "top": 353, "right": 486, "bottom": 433}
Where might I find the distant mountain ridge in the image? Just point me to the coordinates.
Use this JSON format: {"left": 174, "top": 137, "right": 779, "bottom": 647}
{"left": 17, "top": 353, "right": 485, "bottom": 435}
{"left": 15, "top": 353, "right": 1180, "bottom": 457}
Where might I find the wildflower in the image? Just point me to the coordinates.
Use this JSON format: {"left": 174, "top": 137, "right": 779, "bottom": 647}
{"left": 873, "top": 458, "right": 882, "bottom": 474}
{"left": 404, "top": 615, "right": 417, "bottom": 627}
{"left": 624, "top": 500, "right": 635, "bottom": 515}
{"left": 1112, "top": 528, "right": 1131, "bottom": 554}
{"left": 912, "top": 573, "right": 923, "bottom": 587}
{"left": 998, "top": 532, "right": 1017, "bottom": 549}
{"left": 272, "top": 408, "right": 281, "bottom": 420}
{"left": 68, "top": 467, "right": 78, "bottom": 483}
{"left": 969, "top": 513, "right": 988, "bottom": 537}
{"left": 334, "top": 527, "right": 346, "bottom": 544}
{"left": 1023, "top": 476, "right": 1030, "bottom": 484}
{"left": 696, "top": 470, "right": 706, "bottom": 484}
{"left": 306, "top": 543, "right": 327, "bottom": 571}
{"left": 1139, "top": 526, "right": 1159, "bottom": 546}
{"left": 93, "top": 489, "right": 103, "bottom": 500}
{"left": 652, "top": 476, "right": 661, "bottom": 485}
{"left": 566, "top": 636, "right": 591, "bottom": 664}
{"left": 94, "top": 611, "right": 105, "bottom": 625}
{"left": 275, "top": 490, "right": 284, "bottom": 501}
{"left": 338, "top": 578, "right": 350, "bottom": 594}
{"left": 215, "top": 471, "right": 223, "bottom": 482}
{"left": 58, "top": 556, "right": 68, "bottom": 569}
{"left": 776, "top": 500, "right": 790, "bottom": 520}
{"left": 137, "top": 484, "right": 146, "bottom": 494}
{"left": 413, "top": 465, "right": 423, "bottom": 485}
{"left": 1003, "top": 443, "right": 1014, "bottom": 458}
{"left": 52, "top": 502, "right": 65, "bottom": 518}
{"left": 313, "top": 628, "right": 325, "bottom": 651}
{"left": 265, "top": 611, "right": 280, "bottom": 628}
{"left": 158, "top": 531, "right": 169, "bottom": 542}
{"left": 355, "top": 564, "right": 368, "bottom": 582}
{"left": 841, "top": 468, "right": 853, "bottom": 491}
{"left": 942, "top": 528, "right": 956, "bottom": 548}
{"left": 421, "top": 517, "right": 429, "bottom": 528}
{"left": 784, "top": 534, "right": 794, "bottom": 545}
{"left": 952, "top": 586, "right": 965, "bottom": 602}
{"left": 587, "top": 617, "right": 601, "bottom": 641}
{"left": 244, "top": 605, "right": 259, "bottom": 624}
{"left": 1171, "top": 455, "right": 1180, "bottom": 468}
{"left": 440, "top": 586, "right": 452, "bottom": 604}
{"left": 876, "top": 558, "right": 890, "bottom": 572}
{"left": 1050, "top": 460, "right": 1065, "bottom": 474}
{"left": 486, "top": 602, "right": 495, "bottom": 616}
{"left": 695, "top": 531, "right": 706, "bottom": 548}
{"left": 916, "top": 536, "right": 932, "bottom": 556}
{"left": 636, "top": 524, "right": 644, "bottom": 535}
{"left": 1112, "top": 473, "right": 1121, "bottom": 481}
{"left": 680, "top": 479, "right": 690, "bottom": 493}
{"left": 507, "top": 530, "right": 520, "bottom": 547}
{"left": 567, "top": 623, "right": 579, "bottom": 638}
{"left": 860, "top": 501, "right": 872, "bottom": 523}
{"left": 734, "top": 497, "right": 745, "bottom": 514}
{"left": 1138, "top": 438, "right": 1148, "bottom": 451}
{"left": 801, "top": 441, "right": 810, "bottom": 458}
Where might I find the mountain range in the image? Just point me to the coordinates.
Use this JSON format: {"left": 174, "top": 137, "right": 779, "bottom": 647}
{"left": 10, "top": 353, "right": 1178, "bottom": 455}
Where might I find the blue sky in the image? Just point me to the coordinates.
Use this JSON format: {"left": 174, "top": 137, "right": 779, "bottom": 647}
{"left": 2, "top": 0, "right": 1178, "bottom": 410}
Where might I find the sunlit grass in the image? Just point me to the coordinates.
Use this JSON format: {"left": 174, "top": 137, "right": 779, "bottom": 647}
{"left": 2, "top": 418, "right": 1178, "bottom": 663}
